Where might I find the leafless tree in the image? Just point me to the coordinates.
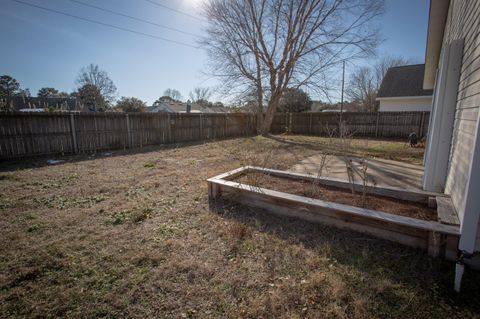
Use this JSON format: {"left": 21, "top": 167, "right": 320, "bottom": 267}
{"left": 346, "top": 66, "right": 377, "bottom": 111}
{"left": 163, "top": 88, "right": 183, "bottom": 102}
{"left": 202, "top": 0, "right": 384, "bottom": 134}
{"left": 189, "top": 87, "right": 212, "bottom": 103}
{"left": 347, "top": 54, "right": 413, "bottom": 111}
{"left": 75, "top": 64, "right": 117, "bottom": 107}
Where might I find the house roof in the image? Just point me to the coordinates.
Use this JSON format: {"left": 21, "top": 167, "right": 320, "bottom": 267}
{"left": 146, "top": 102, "right": 229, "bottom": 113}
{"left": 377, "top": 64, "right": 433, "bottom": 99}
{"left": 4, "top": 96, "right": 80, "bottom": 111}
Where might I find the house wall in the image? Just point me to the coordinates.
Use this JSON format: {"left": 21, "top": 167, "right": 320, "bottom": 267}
{"left": 441, "top": 0, "right": 480, "bottom": 250}
{"left": 378, "top": 97, "right": 432, "bottom": 112}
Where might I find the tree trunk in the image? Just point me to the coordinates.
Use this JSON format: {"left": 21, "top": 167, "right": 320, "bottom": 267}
{"left": 256, "top": 111, "right": 264, "bottom": 134}
{"left": 261, "top": 95, "right": 281, "bottom": 135}
{"left": 254, "top": 82, "right": 264, "bottom": 134}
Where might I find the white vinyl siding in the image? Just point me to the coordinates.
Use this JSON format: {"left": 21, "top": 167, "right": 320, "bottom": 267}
{"left": 378, "top": 97, "right": 432, "bottom": 112}
{"left": 442, "top": 0, "right": 480, "bottom": 250}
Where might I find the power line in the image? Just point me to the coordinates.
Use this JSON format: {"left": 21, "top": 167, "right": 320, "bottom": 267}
{"left": 143, "top": 0, "right": 206, "bottom": 22}
{"left": 9, "top": 0, "right": 200, "bottom": 49}
{"left": 67, "top": 0, "right": 200, "bottom": 37}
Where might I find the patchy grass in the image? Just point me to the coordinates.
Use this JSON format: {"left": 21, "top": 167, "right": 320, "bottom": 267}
{"left": 110, "top": 207, "right": 154, "bottom": 225}
{"left": 0, "top": 135, "right": 478, "bottom": 318}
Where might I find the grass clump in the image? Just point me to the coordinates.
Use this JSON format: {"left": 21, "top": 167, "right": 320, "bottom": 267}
{"left": 27, "top": 223, "right": 45, "bottom": 233}
{"left": 111, "top": 207, "right": 154, "bottom": 225}
{"left": 33, "top": 195, "right": 106, "bottom": 209}
{"left": 153, "top": 223, "right": 181, "bottom": 240}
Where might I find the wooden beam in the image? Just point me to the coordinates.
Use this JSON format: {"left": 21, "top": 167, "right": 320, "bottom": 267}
{"left": 428, "top": 231, "right": 442, "bottom": 258}
{"left": 207, "top": 174, "right": 460, "bottom": 260}
{"left": 207, "top": 166, "right": 249, "bottom": 182}
{"left": 248, "top": 166, "right": 446, "bottom": 204}
{"left": 69, "top": 114, "right": 78, "bottom": 154}
{"left": 211, "top": 178, "right": 459, "bottom": 235}
{"left": 436, "top": 197, "right": 460, "bottom": 226}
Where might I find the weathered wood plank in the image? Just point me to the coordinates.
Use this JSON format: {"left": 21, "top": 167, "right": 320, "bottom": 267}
{"left": 249, "top": 166, "right": 445, "bottom": 204}
{"left": 211, "top": 178, "right": 460, "bottom": 236}
{"left": 208, "top": 176, "right": 460, "bottom": 260}
{"left": 207, "top": 166, "right": 249, "bottom": 182}
{"left": 437, "top": 196, "right": 460, "bottom": 226}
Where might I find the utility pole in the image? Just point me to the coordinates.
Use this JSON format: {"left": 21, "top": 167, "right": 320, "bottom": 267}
{"left": 340, "top": 60, "right": 345, "bottom": 136}
{"left": 340, "top": 60, "right": 345, "bottom": 113}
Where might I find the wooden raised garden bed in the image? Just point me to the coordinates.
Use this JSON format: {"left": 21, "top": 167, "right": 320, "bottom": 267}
{"left": 208, "top": 166, "right": 460, "bottom": 260}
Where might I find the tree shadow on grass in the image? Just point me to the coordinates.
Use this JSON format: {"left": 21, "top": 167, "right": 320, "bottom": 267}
{"left": 265, "top": 134, "right": 408, "bottom": 148}
{"left": 209, "top": 197, "right": 480, "bottom": 314}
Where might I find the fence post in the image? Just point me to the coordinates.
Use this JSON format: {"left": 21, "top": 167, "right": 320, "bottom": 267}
{"left": 69, "top": 114, "right": 78, "bottom": 154}
{"left": 419, "top": 111, "right": 426, "bottom": 138}
{"left": 375, "top": 112, "right": 380, "bottom": 137}
{"left": 285, "top": 112, "right": 288, "bottom": 133}
{"left": 93, "top": 115, "right": 98, "bottom": 151}
{"left": 224, "top": 113, "right": 228, "bottom": 138}
{"left": 167, "top": 113, "right": 172, "bottom": 143}
{"left": 289, "top": 112, "right": 293, "bottom": 133}
{"left": 309, "top": 113, "right": 313, "bottom": 135}
{"left": 199, "top": 113, "right": 203, "bottom": 140}
{"left": 125, "top": 114, "right": 132, "bottom": 148}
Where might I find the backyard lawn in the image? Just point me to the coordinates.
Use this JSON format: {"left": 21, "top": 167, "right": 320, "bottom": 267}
{"left": 0, "top": 135, "right": 479, "bottom": 318}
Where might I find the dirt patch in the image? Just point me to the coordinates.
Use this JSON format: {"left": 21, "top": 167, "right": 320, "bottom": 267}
{"left": 234, "top": 172, "right": 436, "bottom": 221}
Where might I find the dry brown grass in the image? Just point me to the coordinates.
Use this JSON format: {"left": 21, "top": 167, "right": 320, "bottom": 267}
{"left": 0, "top": 135, "right": 478, "bottom": 318}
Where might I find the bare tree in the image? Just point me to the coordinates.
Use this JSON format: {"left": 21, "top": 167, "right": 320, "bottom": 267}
{"left": 163, "top": 88, "right": 183, "bottom": 102}
{"left": 75, "top": 64, "right": 117, "bottom": 107}
{"left": 202, "top": 0, "right": 384, "bottom": 134}
{"left": 346, "top": 66, "right": 377, "bottom": 111}
{"left": 374, "top": 55, "right": 414, "bottom": 86}
{"left": 347, "top": 54, "right": 413, "bottom": 111}
{"left": 189, "top": 87, "right": 212, "bottom": 102}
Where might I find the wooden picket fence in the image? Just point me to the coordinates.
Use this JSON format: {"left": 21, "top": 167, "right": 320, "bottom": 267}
{"left": 0, "top": 111, "right": 429, "bottom": 160}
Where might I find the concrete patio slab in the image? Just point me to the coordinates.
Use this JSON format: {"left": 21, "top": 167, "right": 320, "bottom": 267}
{"left": 290, "top": 155, "right": 424, "bottom": 190}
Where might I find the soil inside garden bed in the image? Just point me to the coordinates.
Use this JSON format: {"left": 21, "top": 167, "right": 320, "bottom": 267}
{"left": 233, "top": 172, "right": 437, "bottom": 221}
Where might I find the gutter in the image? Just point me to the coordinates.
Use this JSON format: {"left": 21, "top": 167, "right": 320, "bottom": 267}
{"left": 423, "top": 0, "right": 450, "bottom": 90}
{"left": 376, "top": 95, "right": 433, "bottom": 101}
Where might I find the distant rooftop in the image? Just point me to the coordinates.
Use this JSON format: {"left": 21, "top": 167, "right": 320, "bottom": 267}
{"left": 377, "top": 64, "right": 433, "bottom": 98}
{"left": 146, "top": 101, "right": 229, "bottom": 113}
{"left": 2, "top": 96, "right": 81, "bottom": 111}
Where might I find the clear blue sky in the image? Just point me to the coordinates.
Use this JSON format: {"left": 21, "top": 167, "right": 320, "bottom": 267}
{"left": 0, "top": 0, "right": 430, "bottom": 104}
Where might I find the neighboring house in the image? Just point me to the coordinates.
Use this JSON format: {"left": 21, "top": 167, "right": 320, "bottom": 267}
{"left": 377, "top": 64, "right": 433, "bottom": 112}
{"left": 421, "top": 0, "right": 480, "bottom": 290}
{"left": 146, "top": 101, "right": 229, "bottom": 113}
{"left": 321, "top": 109, "right": 345, "bottom": 113}
{"left": 310, "top": 101, "right": 359, "bottom": 112}
{"left": 2, "top": 96, "right": 82, "bottom": 112}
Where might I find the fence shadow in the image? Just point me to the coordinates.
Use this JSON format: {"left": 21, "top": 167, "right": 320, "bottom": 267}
{"left": 0, "top": 138, "right": 228, "bottom": 173}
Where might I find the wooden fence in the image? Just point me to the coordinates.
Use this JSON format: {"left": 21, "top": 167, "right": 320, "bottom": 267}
{"left": 271, "top": 111, "right": 430, "bottom": 138}
{"left": 0, "top": 111, "right": 429, "bottom": 160}
{"left": 0, "top": 112, "right": 256, "bottom": 159}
